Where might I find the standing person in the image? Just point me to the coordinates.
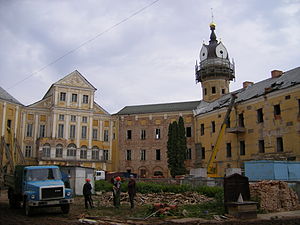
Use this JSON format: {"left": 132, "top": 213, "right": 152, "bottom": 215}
{"left": 113, "top": 176, "right": 121, "bottom": 208}
{"left": 127, "top": 175, "right": 136, "bottom": 209}
{"left": 83, "top": 178, "right": 93, "bottom": 209}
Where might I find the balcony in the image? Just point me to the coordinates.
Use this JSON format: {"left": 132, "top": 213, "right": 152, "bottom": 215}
{"left": 226, "top": 127, "right": 246, "bottom": 134}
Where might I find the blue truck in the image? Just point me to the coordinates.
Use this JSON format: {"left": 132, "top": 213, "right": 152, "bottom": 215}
{"left": 4, "top": 165, "right": 73, "bottom": 216}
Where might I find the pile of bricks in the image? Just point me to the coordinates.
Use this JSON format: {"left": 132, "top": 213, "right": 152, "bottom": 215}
{"left": 249, "top": 180, "right": 299, "bottom": 212}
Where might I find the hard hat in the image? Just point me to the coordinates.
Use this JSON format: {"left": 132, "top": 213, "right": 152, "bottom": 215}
{"left": 115, "top": 176, "right": 121, "bottom": 181}
{"left": 86, "top": 178, "right": 91, "bottom": 182}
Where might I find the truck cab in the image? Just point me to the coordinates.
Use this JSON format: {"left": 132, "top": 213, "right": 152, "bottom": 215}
{"left": 7, "top": 165, "right": 73, "bottom": 216}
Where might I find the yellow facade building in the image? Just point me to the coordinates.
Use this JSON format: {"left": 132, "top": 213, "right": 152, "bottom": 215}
{"left": 1, "top": 71, "right": 117, "bottom": 172}
{"left": 1, "top": 24, "right": 299, "bottom": 179}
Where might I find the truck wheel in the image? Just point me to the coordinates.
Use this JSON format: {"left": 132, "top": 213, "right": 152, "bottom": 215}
{"left": 24, "top": 200, "right": 33, "bottom": 216}
{"left": 61, "top": 204, "right": 70, "bottom": 214}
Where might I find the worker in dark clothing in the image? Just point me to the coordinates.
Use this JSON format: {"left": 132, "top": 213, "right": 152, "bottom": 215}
{"left": 113, "top": 176, "right": 121, "bottom": 208}
{"left": 127, "top": 175, "right": 136, "bottom": 208}
{"left": 83, "top": 178, "right": 93, "bottom": 209}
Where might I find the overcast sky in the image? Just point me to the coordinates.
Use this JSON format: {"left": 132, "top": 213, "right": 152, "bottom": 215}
{"left": 0, "top": 0, "right": 299, "bottom": 114}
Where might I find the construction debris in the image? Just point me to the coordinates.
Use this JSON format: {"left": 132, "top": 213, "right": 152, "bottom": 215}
{"left": 249, "top": 180, "right": 299, "bottom": 212}
{"left": 94, "top": 191, "right": 212, "bottom": 206}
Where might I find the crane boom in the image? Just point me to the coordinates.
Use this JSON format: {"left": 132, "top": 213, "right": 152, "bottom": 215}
{"left": 207, "top": 94, "right": 237, "bottom": 177}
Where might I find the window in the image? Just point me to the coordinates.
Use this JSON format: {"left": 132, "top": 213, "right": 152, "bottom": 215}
{"left": 59, "top": 114, "right": 64, "bottom": 121}
{"left": 276, "top": 137, "right": 284, "bottom": 152}
{"left": 25, "top": 146, "right": 32, "bottom": 158}
{"left": 42, "top": 144, "right": 51, "bottom": 158}
{"left": 257, "top": 108, "right": 264, "bottom": 123}
{"left": 81, "top": 126, "right": 87, "bottom": 139}
{"left": 71, "top": 115, "right": 76, "bottom": 122}
{"left": 71, "top": 93, "right": 77, "bottom": 102}
{"left": 285, "top": 95, "right": 291, "bottom": 100}
{"left": 155, "top": 128, "right": 161, "bottom": 139}
{"left": 103, "top": 150, "right": 109, "bottom": 161}
{"left": 58, "top": 124, "right": 64, "bottom": 138}
{"left": 39, "top": 125, "right": 46, "bottom": 138}
{"left": 240, "top": 141, "right": 245, "bottom": 155}
{"left": 104, "top": 130, "right": 109, "bottom": 142}
{"left": 92, "top": 146, "right": 99, "bottom": 160}
{"left": 83, "top": 95, "right": 89, "bottom": 104}
{"left": 186, "top": 127, "right": 192, "bottom": 137}
{"left": 67, "top": 144, "right": 76, "bottom": 157}
{"left": 226, "top": 117, "right": 231, "bottom": 128}
{"left": 258, "top": 140, "right": 265, "bottom": 153}
{"left": 212, "top": 86, "right": 216, "bottom": 94}
{"left": 70, "top": 125, "right": 76, "bottom": 139}
{"left": 127, "top": 130, "right": 132, "bottom": 140}
{"left": 140, "top": 169, "right": 146, "bottom": 178}
{"left": 7, "top": 119, "right": 11, "bottom": 129}
{"left": 141, "top": 129, "right": 146, "bottom": 140}
{"left": 201, "top": 147, "right": 205, "bottom": 159}
{"left": 222, "top": 89, "right": 225, "bottom": 94}
{"left": 156, "top": 149, "right": 161, "bottom": 160}
{"left": 226, "top": 143, "right": 232, "bottom": 157}
{"left": 82, "top": 116, "right": 88, "bottom": 123}
{"left": 211, "top": 121, "right": 215, "bottom": 133}
{"left": 238, "top": 113, "right": 245, "bottom": 127}
{"left": 126, "top": 150, "right": 132, "bottom": 160}
{"left": 60, "top": 92, "right": 66, "bottom": 101}
{"left": 26, "top": 124, "right": 33, "bottom": 137}
{"left": 204, "top": 88, "right": 207, "bottom": 95}
{"left": 186, "top": 148, "right": 192, "bottom": 160}
{"left": 80, "top": 146, "right": 87, "bottom": 159}
{"left": 274, "top": 104, "right": 281, "bottom": 117}
{"left": 200, "top": 123, "right": 204, "bottom": 136}
{"left": 140, "top": 149, "right": 146, "bottom": 161}
{"left": 92, "top": 129, "right": 98, "bottom": 140}
{"left": 55, "top": 144, "right": 63, "bottom": 158}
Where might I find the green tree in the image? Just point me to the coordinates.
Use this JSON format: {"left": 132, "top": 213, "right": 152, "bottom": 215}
{"left": 167, "top": 116, "right": 187, "bottom": 177}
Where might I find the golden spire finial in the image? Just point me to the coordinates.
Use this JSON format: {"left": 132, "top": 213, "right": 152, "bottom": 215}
{"left": 210, "top": 8, "right": 216, "bottom": 28}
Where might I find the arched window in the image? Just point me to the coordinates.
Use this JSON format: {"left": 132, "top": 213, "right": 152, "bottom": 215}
{"left": 67, "top": 143, "right": 76, "bottom": 157}
{"left": 55, "top": 144, "right": 63, "bottom": 158}
{"left": 92, "top": 146, "right": 99, "bottom": 160}
{"left": 42, "top": 143, "right": 51, "bottom": 158}
{"left": 80, "top": 145, "right": 87, "bottom": 159}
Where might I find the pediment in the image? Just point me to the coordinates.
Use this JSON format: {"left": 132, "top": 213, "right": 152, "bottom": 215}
{"left": 28, "top": 96, "right": 53, "bottom": 109}
{"left": 55, "top": 70, "right": 96, "bottom": 90}
{"left": 94, "top": 102, "right": 109, "bottom": 115}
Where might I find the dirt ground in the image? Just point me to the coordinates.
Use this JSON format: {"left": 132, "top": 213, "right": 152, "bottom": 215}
{"left": 1, "top": 189, "right": 300, "bottom": 225}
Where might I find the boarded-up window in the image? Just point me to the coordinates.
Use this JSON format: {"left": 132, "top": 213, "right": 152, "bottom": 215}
{"left": 104, "top": 121, "right": 109, "bottom": 127}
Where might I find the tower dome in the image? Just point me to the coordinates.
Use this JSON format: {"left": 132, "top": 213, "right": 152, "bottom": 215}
{"left": 195, "top": 23, "right": 235, "bottom": 102}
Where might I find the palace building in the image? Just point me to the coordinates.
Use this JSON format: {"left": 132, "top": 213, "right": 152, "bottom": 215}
{"left": 1, "top": 23, "right": 299, "bottom": 178}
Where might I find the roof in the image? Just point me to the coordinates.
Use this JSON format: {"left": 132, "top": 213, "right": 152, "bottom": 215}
{"left": 194, "top": 67, "right": 300, "bottom": 115}
{"left": 0, "top": 86, "right": 22, "bottom": 105}
{"left": 116, "top": 100, "right": 201, "bottom": 115}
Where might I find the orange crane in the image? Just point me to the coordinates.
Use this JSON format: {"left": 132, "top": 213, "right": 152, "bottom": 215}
{"left": 207, "top": 94, "right": 237, "bottom": 177}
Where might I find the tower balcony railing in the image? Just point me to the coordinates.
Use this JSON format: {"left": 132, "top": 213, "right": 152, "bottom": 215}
{"left": 195, "top": 58, "right": 235, "bottom": 83}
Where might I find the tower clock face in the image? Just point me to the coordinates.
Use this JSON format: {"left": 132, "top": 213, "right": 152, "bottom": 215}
{"left": 216, "top": 42, "right": 228, "bottom": 58}
{"left": 200, "top": 46, "right": 208, "bottom": 61}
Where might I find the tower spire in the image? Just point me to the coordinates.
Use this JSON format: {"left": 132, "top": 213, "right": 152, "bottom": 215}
{"left": 209, "top": 8, "right": 217, "bottom": 44}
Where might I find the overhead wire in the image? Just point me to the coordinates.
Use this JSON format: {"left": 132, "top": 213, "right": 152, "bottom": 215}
{"left": 8, "top": 0, "right": 160, "bottom": 89}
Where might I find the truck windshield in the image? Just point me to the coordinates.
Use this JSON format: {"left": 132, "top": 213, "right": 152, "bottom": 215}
{"left": 26, "top": 168, "right": 62, "bottom": 181}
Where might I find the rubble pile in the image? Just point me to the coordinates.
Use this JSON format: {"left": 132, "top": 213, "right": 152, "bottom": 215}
{"left": 249, "top": 180, "right": 299, "bottom": 212}
{"left": 94, "top": 191, "right": 212, "bottom": 206}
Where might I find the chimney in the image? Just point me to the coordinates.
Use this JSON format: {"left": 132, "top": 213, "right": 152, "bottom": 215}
{"left": 271, "top": 70, "right": 283, "bottom": 78}
{"left": 243, "top": 81, "right": 254, "bottom": 88}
